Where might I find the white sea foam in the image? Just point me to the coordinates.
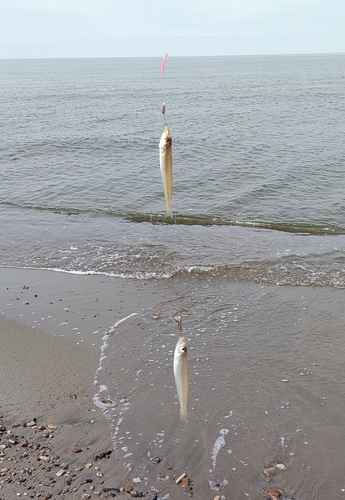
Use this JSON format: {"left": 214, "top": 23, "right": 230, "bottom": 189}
{"left": 211, "top": 429, "right": 229, "bottom": 470}
{"left": 93, "top": 312, "right": 138, "bottom": 450}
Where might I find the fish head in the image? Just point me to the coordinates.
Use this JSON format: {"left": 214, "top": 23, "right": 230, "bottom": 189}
{"left": 175, "top": 336, "right": 187, "bottom": 361}
{"left": 159, "top": 126, "right": 172, "bottom": 152}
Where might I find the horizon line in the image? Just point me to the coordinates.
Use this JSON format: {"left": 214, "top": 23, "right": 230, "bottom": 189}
{"left": 1, "top": 51, "right": 345, "bottom": 61}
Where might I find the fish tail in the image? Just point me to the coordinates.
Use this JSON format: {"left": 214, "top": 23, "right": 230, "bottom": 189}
{"left": 165, "top": 207, "right": 173, "bottom": 218}
{"left": 180, "top": 408, "right": 188, "bottom": 423}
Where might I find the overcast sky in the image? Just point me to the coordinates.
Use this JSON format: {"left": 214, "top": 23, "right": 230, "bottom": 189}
{"left": 1, "top": 0, "right": 344, "bottom": 59}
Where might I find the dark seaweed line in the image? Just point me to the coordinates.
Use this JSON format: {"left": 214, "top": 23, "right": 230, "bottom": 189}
{"left": 1, "top": 201, "right": 343, "bottom": 235}
{"left": 125, "top": 213, "right": 344, "bottom": 235}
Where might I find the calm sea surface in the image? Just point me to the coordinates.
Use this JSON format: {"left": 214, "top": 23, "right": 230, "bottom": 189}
{"left": 1, "top": 55, "right": 345, "bottom": 499}
{"left": 1, "top": 54, "right": 345, "bottom": 284}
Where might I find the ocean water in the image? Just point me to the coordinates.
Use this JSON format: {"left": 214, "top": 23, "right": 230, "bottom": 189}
{"left": 1, "top": 54, "right": 345, "bottom": 285}
{"left": 1, "top": 54, "right": 345, "bottom": 499}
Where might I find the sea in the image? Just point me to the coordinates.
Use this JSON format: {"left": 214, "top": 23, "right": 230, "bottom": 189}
{"left": 1, "top": 54, "right": 345, "bottom": 499}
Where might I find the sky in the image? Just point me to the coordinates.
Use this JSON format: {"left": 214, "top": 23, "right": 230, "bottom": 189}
{"left": 1, "top": 0, "right": 345, "bottom": 59}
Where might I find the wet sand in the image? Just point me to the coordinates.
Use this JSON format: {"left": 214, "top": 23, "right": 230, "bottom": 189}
{"left": 0, "top": 268, "right": 170, "bottom": 499}
{"left": 2, "top": 268, "right": 345, "bottom": 500}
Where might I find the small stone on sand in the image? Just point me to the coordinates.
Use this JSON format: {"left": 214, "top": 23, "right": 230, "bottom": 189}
{"left": 175, "top": 472, "right": 187, "bottom": 484}
{"left": 181, "top": 477, "right": 189, "bottom": 487}
{"left": 266, "top": 488, "right": 283, "bottom": 499}
{"left": 71, "top": 446, "right": 83, "bottom": 453}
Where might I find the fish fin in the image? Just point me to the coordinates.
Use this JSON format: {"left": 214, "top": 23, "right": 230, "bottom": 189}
{"left": 165, "top": 208, "right": 173, "bottom": 218}
{"left": 180, "top": 409, "right": 188, "bottom": 423}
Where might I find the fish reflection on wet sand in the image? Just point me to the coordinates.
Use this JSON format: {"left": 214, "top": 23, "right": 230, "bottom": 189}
{"left": 173, "top": 316, "right": 188, "bottom": 422}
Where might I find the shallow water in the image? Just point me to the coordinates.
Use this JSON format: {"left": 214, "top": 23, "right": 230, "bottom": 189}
{"left": 93, "top": 278, "right": 345, "bottom": 499}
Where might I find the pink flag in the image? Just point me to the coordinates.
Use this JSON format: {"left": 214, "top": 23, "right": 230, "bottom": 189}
{"left": 160, "top": 53, "right": 168, "bottom": 77}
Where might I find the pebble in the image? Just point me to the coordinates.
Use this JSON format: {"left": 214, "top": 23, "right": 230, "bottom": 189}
{"left": 181, "top": 477, "right": 189, "bottom": 487}
{"left": 264, "top": 463, "right": 286, "bottom": 476}
{"left": 0, "top": 416, "right": 181, "bottom": 500}
{"left": 266, "top": 489, "right": 283, "bottom": 499}
{"left": 214, "top": 496, "right": 221, "bottom": 500}
{"left": 93, "top": 451, "right": 112, "bottom": 461}
{"left": 156, "top": 475, "right": 167, "bottom": 481}
{"left": 175, "top": 472, "right": 187, "bottom": 484}
{"left": 263, "top": 466, "right": 276, "bottom": 476}
{"left": 26, "top": 421, "right": 37, "bottom": 428}
{"left": 71, "top": 446, "right": 83, "bottom": 453}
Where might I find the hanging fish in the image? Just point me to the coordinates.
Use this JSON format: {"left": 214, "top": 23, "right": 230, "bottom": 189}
{"left": 160, "top": 53, "right": 168, "bottom": 77}
{"left": 173, "top": 316, "right": 188, "bottom": 422}
{"left": 159, "top": 122, "right": 173, "bottom": 218}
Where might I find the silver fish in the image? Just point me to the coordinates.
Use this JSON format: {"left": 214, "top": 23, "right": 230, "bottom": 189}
{"left": 159, "top": 125, "right": 173, "bottom": 218}
{"left": 173, "top": 332, "right": 188, "bottom": 422}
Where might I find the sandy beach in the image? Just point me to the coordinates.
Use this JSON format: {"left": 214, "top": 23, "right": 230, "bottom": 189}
{"left": 0, "top": 268, "right": 173, "bottom": 500}
{"left": 2, "top": 267, "right": 345, "bottom": 500}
